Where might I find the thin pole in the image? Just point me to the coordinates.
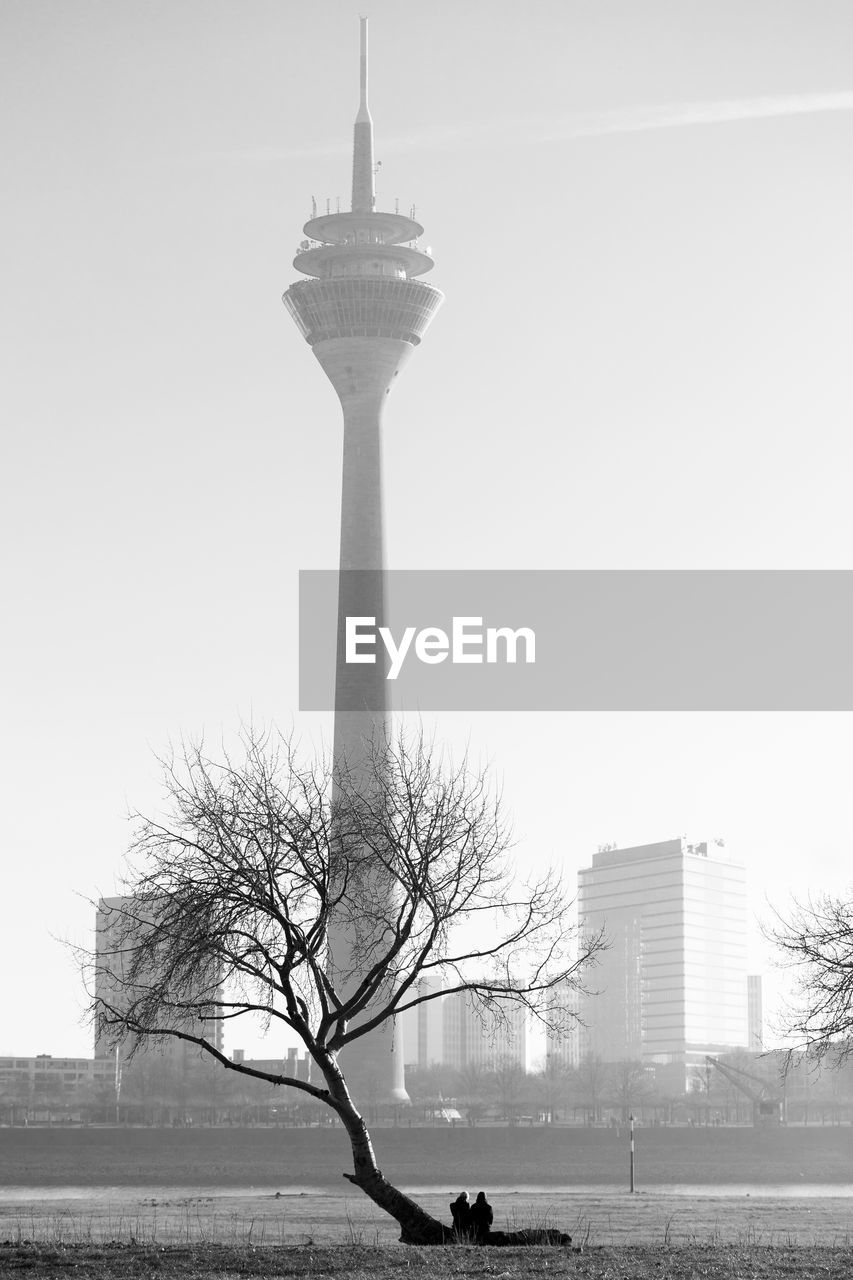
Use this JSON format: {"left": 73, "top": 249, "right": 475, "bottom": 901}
{"left": 114, "top": 1045, "right": 122, "bottom": 1126}
{"left": 629, "top": 1113, "right": 635, "bottom": 1193}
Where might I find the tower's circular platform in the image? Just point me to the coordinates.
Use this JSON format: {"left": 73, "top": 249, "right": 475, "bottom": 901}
{"left": 284, "top": 277, "right": 443, "bottom": 347}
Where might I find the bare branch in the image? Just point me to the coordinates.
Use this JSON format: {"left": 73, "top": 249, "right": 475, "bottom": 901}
{"left": 766, "top": 891, "right": 853, "bottom": 1064}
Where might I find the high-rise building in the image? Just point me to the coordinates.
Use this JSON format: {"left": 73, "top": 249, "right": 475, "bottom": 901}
{"left": 94, "top": 896, "right": 223, "bottom": 1060}
{"left": 94, "top": 895, "right": 143, "bottom": 1060}
{"left": 442, "top": 990, "right": 529, "bottom": 1072}
{"left": 545, "top": 982, "right": 581, "bottom": 1069}
{"left": 399, "top": 975, "right": 445, "bottom": 1069}
{"left": 416, "top": 977, "right": 445, "bottom": 1069}
{"left": 747, "top": 974, "right": 764, "bottom": 1051}
{"left": 577, "top": 839, "right": 748, "bottom": 1086}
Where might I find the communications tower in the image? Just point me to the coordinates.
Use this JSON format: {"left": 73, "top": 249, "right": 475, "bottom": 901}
{"left": 283, "top": 20, "right": 443, "bottom": 1103}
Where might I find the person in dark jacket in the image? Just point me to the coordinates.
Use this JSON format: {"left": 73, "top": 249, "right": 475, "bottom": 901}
{"left": 470, "top": 1191, "right": 493, "bottom": 1242}
{"left": 450, "top": 1191, "right": 471, "bottom": 1235}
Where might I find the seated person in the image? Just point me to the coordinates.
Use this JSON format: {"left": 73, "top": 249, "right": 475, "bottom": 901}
{"left": 450, "top": 1191, "right": 471, "bottom": 1234}
{"left": 470, "top": 1191, "right": 493, "bottom": 1242}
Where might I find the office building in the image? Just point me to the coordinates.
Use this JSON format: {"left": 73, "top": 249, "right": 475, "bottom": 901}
{"left": 400, "top": 974, "right": 445, "bottom": 1069}
{"left": 442, "top": 990, "right": 529, "bottom": 1072}
{"left": 577, "top": 838, "right": 749, "bottom": 1086}
{"left": 545, "top": 981, "right": 581, "bottom": 1069}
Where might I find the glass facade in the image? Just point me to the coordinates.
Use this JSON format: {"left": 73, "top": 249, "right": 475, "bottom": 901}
{"left": 578, "top": 839, "right": 748, "bottom": 1066}
{"left": 283, "top": 277, "right": 443, "bottom": 347}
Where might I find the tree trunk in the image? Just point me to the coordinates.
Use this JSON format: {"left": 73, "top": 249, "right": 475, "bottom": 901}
{"left": 342, "top": 1158, "right": 452, "bottom": 1245}
{"left": 322, "top": 1056, "right": 452, "bottom": 1244}
{"left": 339, "top": 1100, "right": 452, "bottom": 1243}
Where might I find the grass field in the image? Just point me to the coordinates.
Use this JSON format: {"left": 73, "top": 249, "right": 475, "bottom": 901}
{"left": 1, "top": 1123, "right": 851, "bottom": 1187}
{"left": 1, "top": 1189, "right": 852, "bottom": 1248}
{"left": 1, "top": 1241, "right": 853, "bottom": 1279}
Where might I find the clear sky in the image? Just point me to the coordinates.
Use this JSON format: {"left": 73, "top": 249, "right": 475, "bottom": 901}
{"left": 2, "top": 0, "right": 852, "bottom": 1058}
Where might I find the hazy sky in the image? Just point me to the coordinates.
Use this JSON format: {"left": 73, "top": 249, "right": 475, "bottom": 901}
{"left": 2, "top": 0, "right": 852, "bottom": 1057}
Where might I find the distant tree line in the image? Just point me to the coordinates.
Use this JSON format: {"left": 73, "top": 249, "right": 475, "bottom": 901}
{"left": 6, "top": 1047, "right": 853, "bottom": 1128}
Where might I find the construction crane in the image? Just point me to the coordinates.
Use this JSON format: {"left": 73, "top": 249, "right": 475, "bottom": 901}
{"left": 705, "top": 1055, "right": 784, "bottom": 1125}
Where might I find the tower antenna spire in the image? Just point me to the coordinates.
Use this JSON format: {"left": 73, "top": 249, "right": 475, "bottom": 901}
{"left": 357, "top": 15, "right": 370, "bottom": 121}
{"left": 351, "top": 16, "right": 375, "bottom": 213}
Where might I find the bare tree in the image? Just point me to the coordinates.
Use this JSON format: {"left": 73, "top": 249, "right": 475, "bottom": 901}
{"left": 769, "top": 892, "right": 853, "bottom": 1064}
{"left": 87, "top": 728, "right": 602, "bottom": 1244}
{"left": 535, "top": 1054, "right": 572, "bottom": 1123}
{"left": 574, "top": 1052, "right": 608, "bottom": 1124}
{"left": 607, "top": 1059, "right": 652, "bottom": 1123}
{"left": 404, "top": 1062, "right": 458, "bottom": 1123}
{"left": 492, "top": 1054, "right": 526, "bottom": 1123}
{"left": 455, "top": 1061, "right": 491, "bottom": 1125}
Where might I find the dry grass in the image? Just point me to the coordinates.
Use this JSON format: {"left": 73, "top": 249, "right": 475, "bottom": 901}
{"left": 2, "top": 1196, "right": 852, "bottom": 1278}
{"left": 1, "top": 1241, "right": 853, "bottom": 1279}
{"left": 2, "top": 1189, "right": 852, "bottom": 1248}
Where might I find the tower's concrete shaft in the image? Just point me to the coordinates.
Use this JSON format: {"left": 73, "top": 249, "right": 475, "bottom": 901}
{"left": 314, "top": 336, "right": 413, "bottom": 770}
{"left": 283, "top": 18, "right": 443, "bottom": 1105}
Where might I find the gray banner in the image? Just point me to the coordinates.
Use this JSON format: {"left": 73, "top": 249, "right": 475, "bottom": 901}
{"left": 298, "top": 570, "right": 853, "bottom": 711}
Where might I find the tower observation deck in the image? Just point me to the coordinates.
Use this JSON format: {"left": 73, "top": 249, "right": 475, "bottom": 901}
{"left": 284, "top": 20, "right": 441, "bottom": 351}
{"left": 283, "top": 19, "right": 443, "bottom": 1106}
